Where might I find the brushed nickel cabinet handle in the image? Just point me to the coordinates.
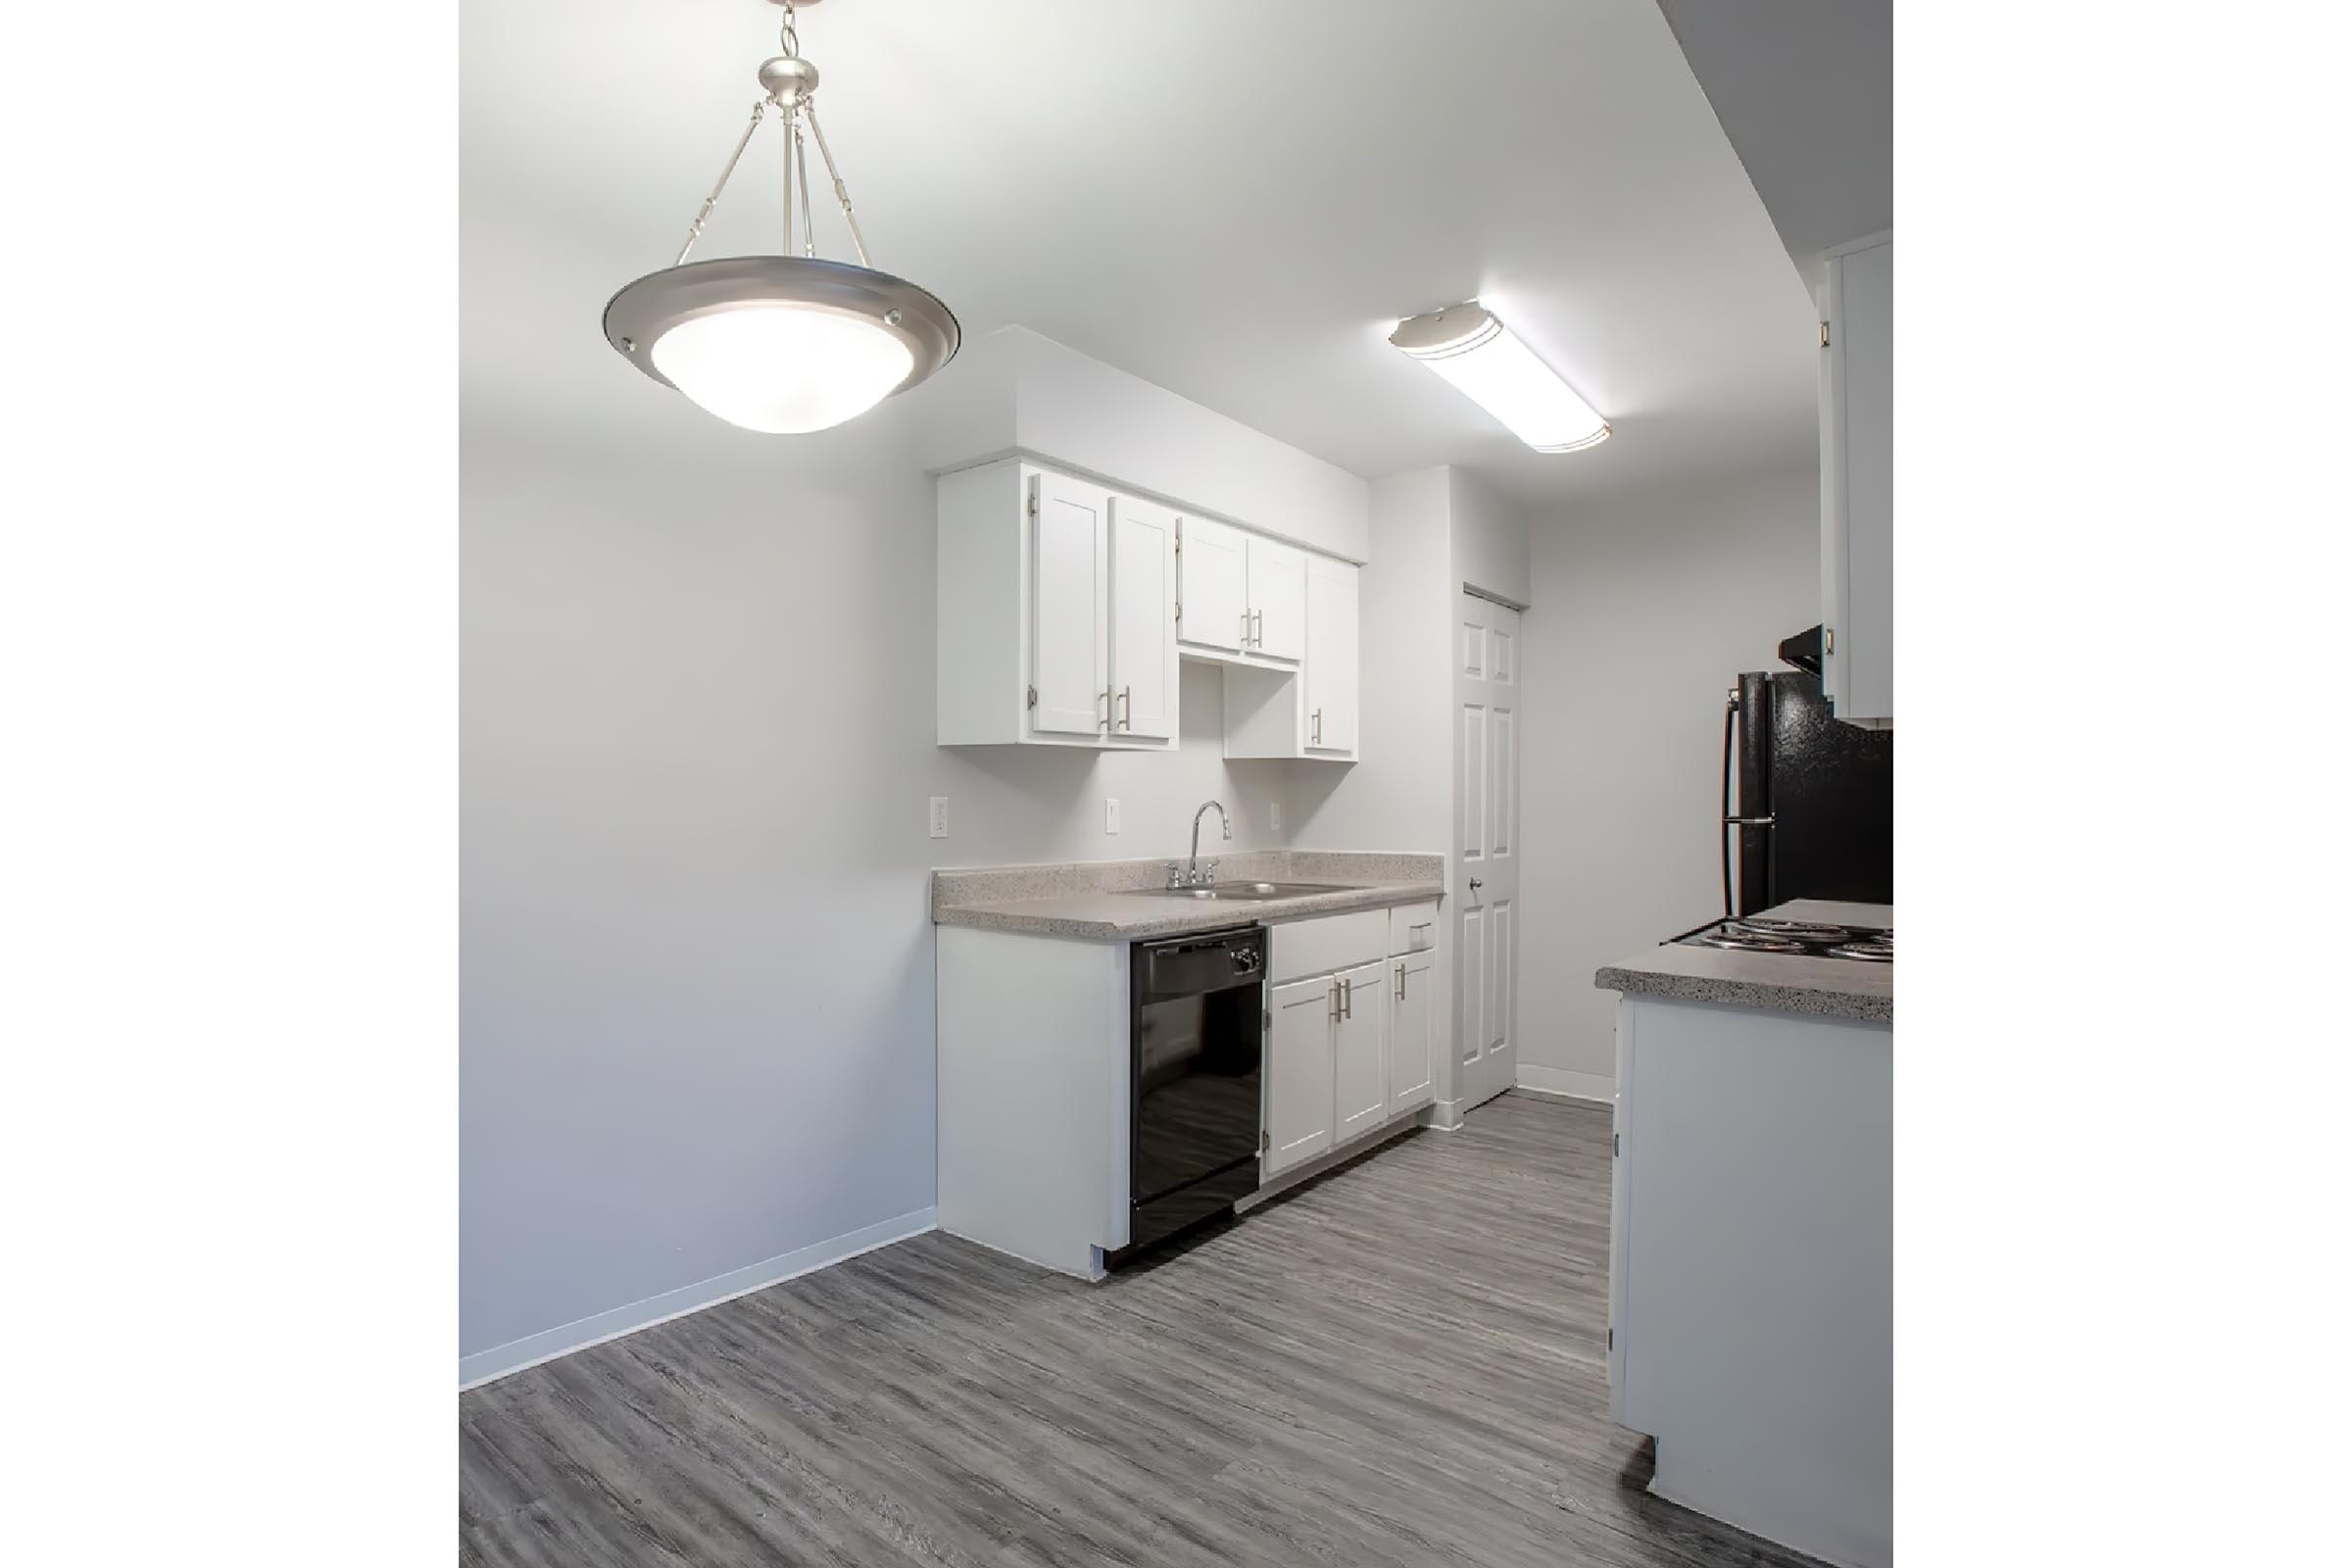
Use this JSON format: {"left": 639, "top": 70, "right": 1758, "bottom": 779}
{"left": 1242, "top": 609, "right": 1251, "bottom": 647}
{"left": 1395, "top": 961, "right": 1405, "bottom": 1002}
{"left": 1118, "top": 686, "right": 1132, "bottom": 730}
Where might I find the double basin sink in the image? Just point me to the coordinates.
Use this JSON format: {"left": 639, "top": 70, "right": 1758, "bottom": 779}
{"left": 1117, "top": 880, "right": 1348, "bottom": 903}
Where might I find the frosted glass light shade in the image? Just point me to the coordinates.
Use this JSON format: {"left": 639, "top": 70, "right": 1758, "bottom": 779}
{"left": 605, "top": 257, "right": 959, "bottom": 435}
{"left": 650, "top": 305, "right": 913, "bottom": 434}
{"left": 1389, "top": 303, "right": 1609, "bottom": 453}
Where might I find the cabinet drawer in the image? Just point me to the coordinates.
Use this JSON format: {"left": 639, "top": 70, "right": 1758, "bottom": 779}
{"left": 1389, "top": 902, "right": 1439, "bottom": 956}
{"left": 1267, "top": 909, "right": 1387, "bottom": 984}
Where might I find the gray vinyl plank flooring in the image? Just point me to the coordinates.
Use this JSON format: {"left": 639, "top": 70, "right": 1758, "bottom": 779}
{"left": 460, "top": 1092, "right": 1823, "bottom": 1567}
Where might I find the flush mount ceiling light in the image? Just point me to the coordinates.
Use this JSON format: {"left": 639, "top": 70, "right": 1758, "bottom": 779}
{"left": 604, "top": 0, "right": 958, "bottom": 434}
{"left": 1388, "top": 303, "right": 1609, "bottom": 453}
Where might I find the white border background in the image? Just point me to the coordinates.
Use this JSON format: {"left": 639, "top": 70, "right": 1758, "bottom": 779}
{"left": 2, "top": 3, "right": 2346, "bottom": 1562}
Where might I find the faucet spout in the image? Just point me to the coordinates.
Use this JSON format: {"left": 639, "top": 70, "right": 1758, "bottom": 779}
{"left": 1188, "top": 800, "right": 1232, "bottom": 884}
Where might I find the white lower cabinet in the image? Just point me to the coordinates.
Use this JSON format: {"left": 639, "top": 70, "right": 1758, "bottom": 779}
{"left": 1261, "top": 908, "right": 1441, "bottom": 1183}
{"left": 1386, "top": 949, "right": 1436, "bottom": 1114}
{"left": 1332, "top": 960, "right": 1391, "bottom": 1142}
{"left": 1266, "top": 976, "right": 1338, "bottom": 1176}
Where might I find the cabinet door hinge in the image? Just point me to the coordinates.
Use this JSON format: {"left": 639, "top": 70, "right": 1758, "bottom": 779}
{"left": 1261, "top": 1131, "right": 1271, "bottom": 1153}
{"left": 1175, "top": 599, "right": 1183, "bottom": 625}
{"left": 1607, "top": 1327, "right": 1614, "bottom": 1351}
{"left": 1027, "top": 492, "right": 1039, "bottom": 517}
{"left": 1613, "top": 1132, "right": 1621, "bottom": 1156}
{"left": 1026, "top": 685, "right": 1038, "bottom": 709}
{"left": 1819, "top": 320, "right": 1830, "bottom": 347}
{"left": 1825, "top": 627, "right": 1835, "bottom": 655}
{"left": 1263, "top": 1008, "right": 1271, "bottom": 1030}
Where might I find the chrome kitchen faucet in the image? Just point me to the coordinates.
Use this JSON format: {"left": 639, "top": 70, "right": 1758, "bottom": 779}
{"left": 1168, "top": 800, "right": 1233, "bottom": 889}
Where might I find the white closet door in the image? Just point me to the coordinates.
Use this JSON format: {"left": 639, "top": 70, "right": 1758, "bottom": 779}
{"left": 1454, "top": 591, "right": 1521, "bottom": 1108}
{"left": 1178, "top": 515, "right": 1248, "bottom": 654}
{"left": 1030, "top": 472, "right": 1108, "bottom": 740}
{"left": 1107, "top": 495, "right": 1178, "bottom": 741}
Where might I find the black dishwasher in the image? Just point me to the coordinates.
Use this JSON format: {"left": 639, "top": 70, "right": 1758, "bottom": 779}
{"left": 1114, "top": 926, "right": 1265, "bottom": 1264}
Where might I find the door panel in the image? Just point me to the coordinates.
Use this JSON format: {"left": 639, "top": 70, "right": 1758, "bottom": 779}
{"left": 1454, "top": 592, "right": 1523, "bottom": 1109}
{"left": 1264, "top": 976, "right": 1335, "bottom": 1177}
{"left": 1457, "top": 906, "right": 1484, "bottom": 1067}
{"left": 1248, "top": 536, "right": 1306, "bottom": 662}
{"left": 1178, "top": 516, "right": 1248, "bottom": 654}
{"left": 1387, "top": 950, "right": 1436, "bottom": 1112}
{"left": 1333, "top": 960, "right": 1389, "bottom": 1142}
{"left": 1108, "top": 496, "right": 1178, "bottom": 741}
{"left": 1031, "top": 473, "right": 1107, "bottom": 738}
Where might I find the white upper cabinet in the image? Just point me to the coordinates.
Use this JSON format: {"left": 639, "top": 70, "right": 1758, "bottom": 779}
{"left": 1177, "top": 515, "right": 1249, "bottom": 656}
{"left": 1031, "top": 471, "right": 1110, "bottom": 740}
{"left": 1304, "top": 556, "right": 1359, "bottom": 755}
{"left": 1819, "top": 233, "right": 1892, "bottom": 728}
{"left": 1108, "top": 496, "right": 1180, "bottom": 741}
{"left": 936, "top": 461, "right": 1174, "bottom": 749}
{"left": 1246, "top": 536, "right": 1305, "bottom": 663}
{"left": 938, "top": 458, "right": 1358, "bottom": 760}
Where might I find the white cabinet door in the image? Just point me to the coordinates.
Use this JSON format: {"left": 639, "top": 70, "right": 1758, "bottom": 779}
{"left": 1108, "top": 495, "right": 1179, "bottom": 741}
{"left": 1030, "top": 472, "right": 1108, "bottom": 739}
{"left": 1178, "top": 515, "right": 1249, "bottom": 655}
{"left": 1819, "top": 234, "right": 1892, "bottom": 728}
{"left": 1246, "top": 536, "right": 1305, "bottom": 662}
{"left": 1332, "top": 959, "right": 1390, "bottom": 1142}
{"left": 1386, "top": 949, "right": 1436, "bottom": 1114}
{"left": 1265, "top": 975, "right": 1336, "bottom": 1178}
{"left": 1303, "top": 556, "right": 1359, "bottom": 755}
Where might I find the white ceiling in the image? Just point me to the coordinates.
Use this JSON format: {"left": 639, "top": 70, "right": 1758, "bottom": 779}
{"left": 1656, "top": 0, "right": 1891, "bottom": 272}
{"left": 463, "top": 0, "right": 1818, "bottom": 507}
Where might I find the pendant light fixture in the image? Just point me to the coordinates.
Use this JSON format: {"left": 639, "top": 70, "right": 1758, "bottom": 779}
{"left": 604, "top": 0, "right": 958, "bottom": 434}
{"left": 1389, "top": 302, "right": 1610, "bottom": 453}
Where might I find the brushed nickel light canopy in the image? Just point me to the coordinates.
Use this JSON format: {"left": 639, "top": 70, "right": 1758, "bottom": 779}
{"left": 604, "top": 0, "right": 958, "bottom": 434}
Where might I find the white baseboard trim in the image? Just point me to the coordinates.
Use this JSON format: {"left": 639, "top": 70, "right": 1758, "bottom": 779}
{"left": 1515, "top": 1065, "right": 1616, "bottom": 1104}
{"left": 458, "top": 1205, "right": 936, "bottom": 1391}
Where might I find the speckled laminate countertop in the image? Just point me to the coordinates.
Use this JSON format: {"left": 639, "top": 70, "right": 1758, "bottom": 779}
{"left": 932, "top": 851, "right": 1445, "bottom": 941}
{"left": 1594, "top": 899, "right": 1893, "bottom": 1023}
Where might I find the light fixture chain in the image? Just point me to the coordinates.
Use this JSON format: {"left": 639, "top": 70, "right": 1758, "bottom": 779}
{"left": 802, "top": 104, "right": 871, "bottom": 269}
{"left": 674, "top": 98, "right": 769, "bottom": 267}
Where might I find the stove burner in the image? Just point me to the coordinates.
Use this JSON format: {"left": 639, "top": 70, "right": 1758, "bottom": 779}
{"left": 1732, "top": 917, "right": 1859, "bottom": 941}
{"left": 1676, "top": 914, "right": 1892, "bottom": 961}
{"left": 1699, "top": 931, "right": 1807, "bottom": 954}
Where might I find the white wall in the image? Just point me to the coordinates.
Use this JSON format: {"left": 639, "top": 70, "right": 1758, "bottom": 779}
{"left": 1448, "top": 468, "right": 1533, "bottom": 607}
{"left": 1516, "top": 466, "right": 1819, "bottom": 1087}
{"left": 463, "top": 212, "right": 1313, "bottom": 1372}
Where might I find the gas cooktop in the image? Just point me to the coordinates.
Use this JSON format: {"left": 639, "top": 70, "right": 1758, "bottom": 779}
{"left": 1675, "top": 916, "right": 1893, "bottom": 963}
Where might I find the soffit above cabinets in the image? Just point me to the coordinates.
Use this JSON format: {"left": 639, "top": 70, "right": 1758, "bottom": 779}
{"left": 911, "top": 328, "right": 1371, "bottom": 565}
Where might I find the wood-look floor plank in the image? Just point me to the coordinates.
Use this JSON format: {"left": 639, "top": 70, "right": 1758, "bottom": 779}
{"left": 461, "top": 1093, "right": 1825, "bottom": 1567}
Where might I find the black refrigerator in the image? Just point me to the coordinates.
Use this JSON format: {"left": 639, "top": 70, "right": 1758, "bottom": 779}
{"left": 1722, "top": 628, "right": 1893, "bottom": 917}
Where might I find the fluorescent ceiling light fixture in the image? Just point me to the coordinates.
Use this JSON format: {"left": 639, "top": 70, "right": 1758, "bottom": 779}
{"left": 604, "top": 0, "right": 957, "bottom": 435}
{"left": 1389, "top": 303, "right": 1609, "bottom": 453}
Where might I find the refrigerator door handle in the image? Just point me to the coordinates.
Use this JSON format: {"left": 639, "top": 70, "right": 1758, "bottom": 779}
{"left": 1720, "top": 690, "right": 1738, "bottom": 920}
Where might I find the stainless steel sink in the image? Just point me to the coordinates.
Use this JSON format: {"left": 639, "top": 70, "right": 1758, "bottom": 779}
{"left": 1118, "top": 881, "right": 1350, "bottom": 902}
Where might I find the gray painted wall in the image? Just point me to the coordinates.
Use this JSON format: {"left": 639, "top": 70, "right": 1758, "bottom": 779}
{"left": 462, "top": 209, "right": 1314, "bottom": 1361}
{"left": 1516, "top": 466, "right": 1818, "bottom": 1085}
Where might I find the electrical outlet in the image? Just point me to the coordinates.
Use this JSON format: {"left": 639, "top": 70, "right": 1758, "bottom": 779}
{"left": 1103, "top": 797, "right": 1122, "bottom": 835}
{"left": 929, "top": 797, "right": 949, "bottom": 839}
{"left": 1269, "top": 800, "right": 1283, "bottom": 832}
